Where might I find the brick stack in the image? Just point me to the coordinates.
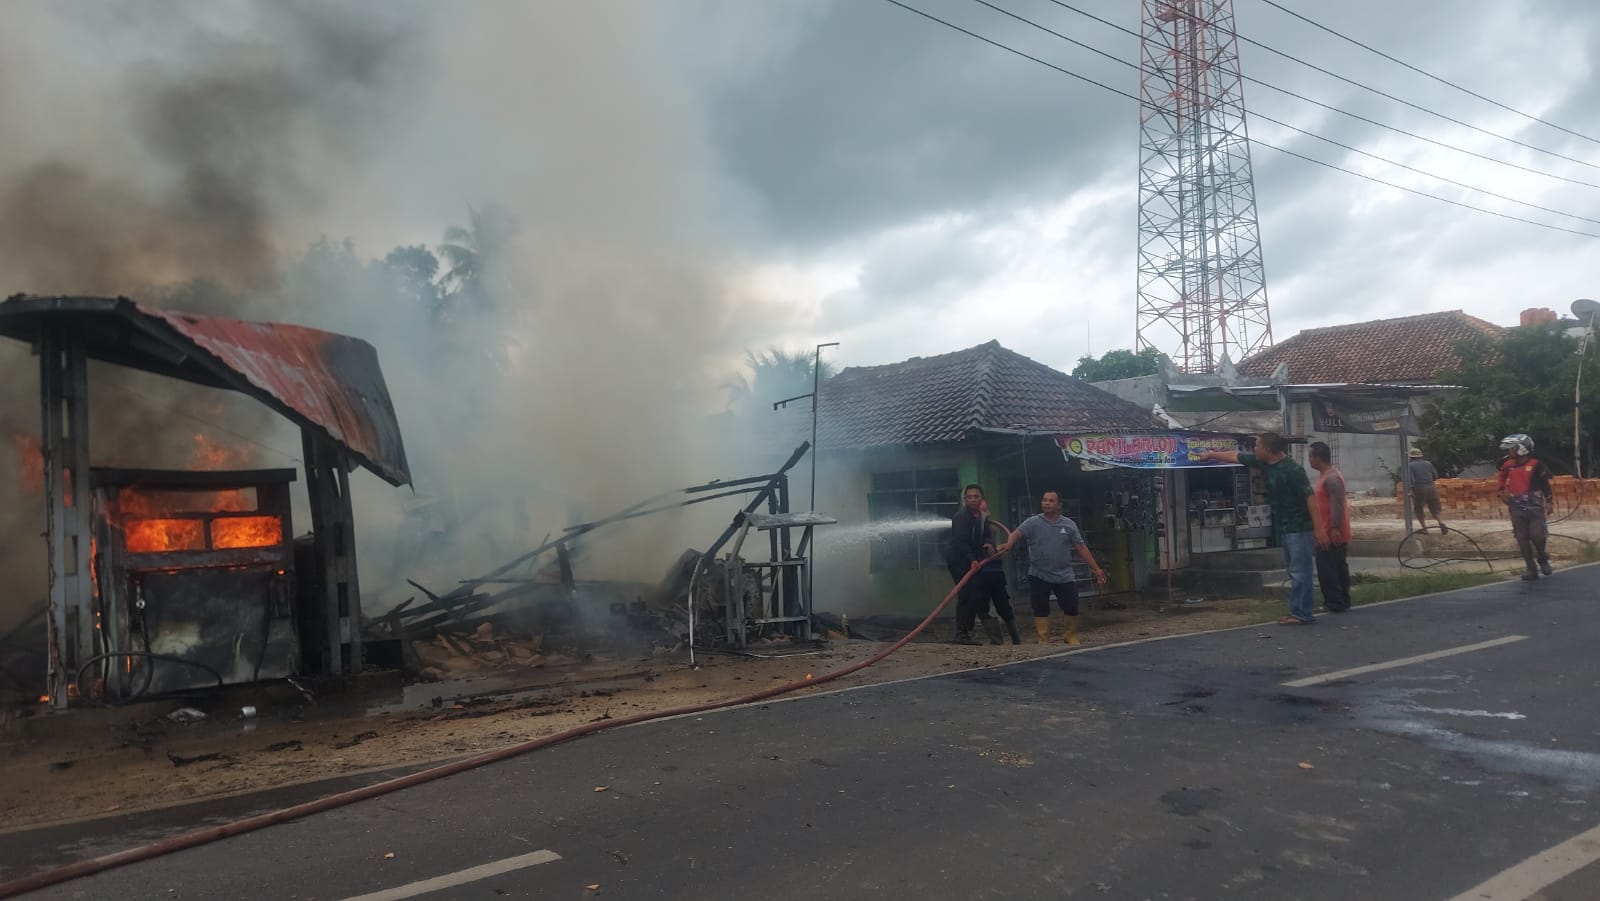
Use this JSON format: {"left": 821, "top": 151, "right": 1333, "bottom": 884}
{"left": 1395, "top": 477, "right": 1600, "bottom": 521}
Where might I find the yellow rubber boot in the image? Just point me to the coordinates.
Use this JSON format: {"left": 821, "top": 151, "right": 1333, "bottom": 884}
{"left": 1064, "top": 615, "right": 1080, "bottom": 647}
{"left": 1034, "top": 616, "right": 1051, "bottom": 643}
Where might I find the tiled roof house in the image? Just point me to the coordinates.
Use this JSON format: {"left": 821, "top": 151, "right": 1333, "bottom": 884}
{"left": 801, "top": 341, "right": 1168, "bottom": 613}
{"left": 815, "top": 340, "right": 1163, "bottom": 449}
{"left": 1236, "top": 311, "right": 1501, "bottom": 384}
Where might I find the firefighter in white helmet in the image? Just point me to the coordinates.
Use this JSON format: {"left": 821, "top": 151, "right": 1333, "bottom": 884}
{"left": 1496, "top": 434, "right": 1554, "bottom": 581}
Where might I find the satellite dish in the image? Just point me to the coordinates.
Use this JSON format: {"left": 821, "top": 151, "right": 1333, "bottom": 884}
{"left": 1574, "top": 298, "right": 1600, "bottom": 319}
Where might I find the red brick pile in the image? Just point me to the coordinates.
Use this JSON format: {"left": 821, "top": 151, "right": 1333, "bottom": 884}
{"left": 1396, "top": 477, "right": 1600, "bottom": 521}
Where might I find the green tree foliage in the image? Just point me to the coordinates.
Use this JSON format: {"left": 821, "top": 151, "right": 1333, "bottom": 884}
{"left": 437, "top": 205, "right": 516, "bottom": 316}
{"left": 1072, "top": 347, "right": 1163, "bottom": 382}
{"left": 379, "top": 244, "right": 442, "bottom": 321}
{"left": 1419, "top": 323, "right": 1600, "bottom": 476}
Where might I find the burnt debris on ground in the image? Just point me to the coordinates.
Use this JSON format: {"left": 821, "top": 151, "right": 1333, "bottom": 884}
{"left": 371, "top": 441, "right": 831, "bottom": 682}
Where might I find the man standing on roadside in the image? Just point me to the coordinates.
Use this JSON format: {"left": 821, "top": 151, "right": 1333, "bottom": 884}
{"left": 1497, "top": 433, "right": 1555, "bottom": 581}
{"left": 1407, "top": 447, "right": 1448, "bottom": 535}
{"left": 946, "top": 484, "right": 1020, "bottom": 645}
{"left": 1308, "top": 442, "right": 1351, "bottom": 614}
{"left": 1000, "top": 490, "right": 1107, "bottom": 646}
{"left": 1199, "top": 434, "right": 1327, "bottom": 625}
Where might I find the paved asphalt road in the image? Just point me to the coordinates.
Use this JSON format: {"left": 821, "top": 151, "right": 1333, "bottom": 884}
{"left": 9, "top": 565, "right": 1600, "bottom": 900}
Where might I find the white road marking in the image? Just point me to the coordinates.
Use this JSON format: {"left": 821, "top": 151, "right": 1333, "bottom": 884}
{"left": 341, "top": 849, "right": 562, "bottom": 901}
{"left": 1281, "top": 635, "right": 1529, "bottom": 688}
{"left": 1402, "top": 705, "right": 1527, "bottom": 720}
{"left": 1448, "top": 821, "right": 1600, "bottom": 900}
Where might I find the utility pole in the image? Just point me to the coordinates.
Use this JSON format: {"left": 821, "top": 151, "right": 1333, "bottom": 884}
{"left": 1573, "top": 299, "right": 1599, "bottom": 478}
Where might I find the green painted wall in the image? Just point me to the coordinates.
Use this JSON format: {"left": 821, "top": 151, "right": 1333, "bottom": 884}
{"left": 812, "top": 439, "right": 1159, "bottom": 619}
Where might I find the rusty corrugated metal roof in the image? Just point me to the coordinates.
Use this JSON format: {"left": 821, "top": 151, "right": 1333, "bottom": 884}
{"left": 0, "top": 295, "right": 410, "bottom": 485}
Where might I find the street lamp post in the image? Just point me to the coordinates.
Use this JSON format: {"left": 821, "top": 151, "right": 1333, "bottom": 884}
{"left": 771, "top": 342, "right": 841, "bottom": 509}
{"left": 1573, "top": 299, "right": 1599, "bottom": 478}
{"left": 808, "top": 342, "right": 840, "bottom": 511}
{"left": 772, "top": 342, "right": 839, "bottom": 635}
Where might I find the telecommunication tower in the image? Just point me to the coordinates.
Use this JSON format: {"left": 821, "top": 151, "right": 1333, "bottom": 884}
{"left": 1135, "top": 0, "right": 1272, "bottom": 374}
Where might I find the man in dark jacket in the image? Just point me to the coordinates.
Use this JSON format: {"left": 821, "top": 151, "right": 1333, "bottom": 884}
{"left": 947, "top": 484, "right": 1020, "bottom": 645}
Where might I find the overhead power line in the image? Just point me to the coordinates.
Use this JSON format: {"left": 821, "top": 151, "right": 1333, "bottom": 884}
{"left": 1226, "top": 16, "right": 1600, "bottom": 173}
{"left": 967, "top": 0, "right": 1600, "bottom": 229}
{"left": 875, "top": 0, "right": 1600, "bottom": 240}
{"left": 1256, "top": 0, "right": 1600, "bottom": 148}
{"left": 1040, "top": 0, "right": 1600, "bottom": 187}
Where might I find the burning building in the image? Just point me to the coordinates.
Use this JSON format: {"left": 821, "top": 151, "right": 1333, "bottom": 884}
{"left": 0, "top": 294, "right": 410, "bottom": 708}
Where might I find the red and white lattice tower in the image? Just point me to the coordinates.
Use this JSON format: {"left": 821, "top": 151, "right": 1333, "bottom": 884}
{"left": 1135, "top": 0, "right": 1272, "bottom": 374}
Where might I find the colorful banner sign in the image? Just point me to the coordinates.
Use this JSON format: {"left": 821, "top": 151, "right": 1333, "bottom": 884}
{"left": 1056, "top": 432, "right": 1245, "bottom": 470}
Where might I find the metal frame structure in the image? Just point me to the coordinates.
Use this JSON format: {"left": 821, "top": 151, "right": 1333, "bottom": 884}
{"left": 1136, "top": 0, "right": 1272, "bottom": 374}
{"left": 3, "top": 296, "right": 410, "bottom": 706}
{"left": 302, "top": 434, "right": 363, "bottom": 675}
{"left": 387, "top": 443, "right": 821, "bottom": 656}
{"left": 39, "top": 327, "right": 93, "bottom": 707}
{"left": 722, "top": 511, "right": 836, "bottom": 647}
{"left": 88, "top": 467, "right": 299, "bottom": 701}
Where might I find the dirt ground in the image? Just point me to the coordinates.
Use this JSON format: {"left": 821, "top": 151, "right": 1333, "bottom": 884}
{"left": 4, "top": 514, "right": 1590, "bottom": 833}
{"left": 0, "top": 599, "right": 1297, "bottom": 832}
{"left": 1351, "top": 513, "right": 1600, "bottom": 555}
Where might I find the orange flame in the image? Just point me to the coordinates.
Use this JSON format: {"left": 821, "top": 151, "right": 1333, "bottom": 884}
{"left": 15, "top": 434, "right": 44, "bottom": 494}
{"left": 188, "top": 433, "right": 234, "bottom": 470}
{"left": 186, "top": 435, "right": 256, "bottom": 511}
{"left": 212, "top": 516, "right": 282, "bottom": 549}
{"left": 124, "top": 518, "right": 206, "bottom": 553}
{"left": 115, "top": 486, "right": 254, "bottom": 518}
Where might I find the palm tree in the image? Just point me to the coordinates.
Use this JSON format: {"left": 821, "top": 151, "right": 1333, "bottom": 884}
{"left": 727, "top": 347, "right": 839, "bottom": 417}
{"left": 438, "top": 205, "right": 516, "bottom": 311}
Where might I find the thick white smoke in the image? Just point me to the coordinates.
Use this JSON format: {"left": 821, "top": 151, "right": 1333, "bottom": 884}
{"left": 0, "top": 0, "right": 806, "bottom": 638}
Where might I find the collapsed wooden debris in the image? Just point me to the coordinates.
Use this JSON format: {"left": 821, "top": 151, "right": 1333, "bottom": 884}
{"left": 407, "top": 622, "right": 572, "bottom": 681}
{"left": 372, "top": 442, "right": 816, "bottom": 678}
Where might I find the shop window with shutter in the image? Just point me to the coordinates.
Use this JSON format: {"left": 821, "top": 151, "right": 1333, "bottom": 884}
{"left": 866, "top": 468, "right": 960, "bottom": 572}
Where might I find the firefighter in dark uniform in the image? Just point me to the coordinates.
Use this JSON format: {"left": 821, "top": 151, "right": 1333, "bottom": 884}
{"left": 1496, "top": 433, "right": 1555, "bottom": 581}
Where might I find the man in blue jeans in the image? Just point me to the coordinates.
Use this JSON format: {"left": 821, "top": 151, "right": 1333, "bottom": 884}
{"left": 1199, "top": 434, "right": 1328, "bottom": 624}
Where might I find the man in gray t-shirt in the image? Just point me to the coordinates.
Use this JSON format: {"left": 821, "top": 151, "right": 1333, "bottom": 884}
{"left": 1406, "top": 448, "right": 1448, "bottom": 534}
{"left": 1001, "top": 490, "right": 1107, "bottom": 646}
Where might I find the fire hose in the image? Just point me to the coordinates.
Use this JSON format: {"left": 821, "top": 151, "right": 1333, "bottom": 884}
{"left": 0, "top": 556, "right": 996, "bottom": 899}
{"left": 1397, "top": 469, "right": 1595, "bottom": 571}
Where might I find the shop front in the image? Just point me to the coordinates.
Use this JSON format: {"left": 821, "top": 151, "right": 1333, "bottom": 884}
{"left": 1053, "top": 431, "right": 1263, "bottom": 570}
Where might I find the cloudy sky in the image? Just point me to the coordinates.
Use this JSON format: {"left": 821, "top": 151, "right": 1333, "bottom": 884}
{"left": 660, "top": 0, "right": 1600, "bottom": 371}
{"left": 3, "top": 0, "right": 1597, "bottom": 380}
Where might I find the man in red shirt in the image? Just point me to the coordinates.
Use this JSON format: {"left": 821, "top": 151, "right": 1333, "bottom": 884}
{"left": 1496, "top": 433, "right": 1555, "bottom": 581}
{"left": 1308, "top": 442, "right": 1351, "bottom": 613}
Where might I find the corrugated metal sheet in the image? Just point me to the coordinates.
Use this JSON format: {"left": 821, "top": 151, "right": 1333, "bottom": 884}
{"left": 0, "top": 295, "right": 411, "bottom": 486}
{"left": 142, "top": 306, "right": 410, "bottom": 485}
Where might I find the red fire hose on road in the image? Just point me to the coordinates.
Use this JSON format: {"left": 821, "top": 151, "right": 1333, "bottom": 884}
{"left": 0, "top": 559, "right": 992, "bottom": 898}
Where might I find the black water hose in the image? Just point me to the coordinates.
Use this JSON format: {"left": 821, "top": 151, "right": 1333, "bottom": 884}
{"left": 1396, "top": 526, "right": 1595, "bottom": 572}
{"left": 73, "top": 652, "right": 224, "bottom": 706}
{"left": 1397, "top": 463, "right": 1594, "bottom": 569}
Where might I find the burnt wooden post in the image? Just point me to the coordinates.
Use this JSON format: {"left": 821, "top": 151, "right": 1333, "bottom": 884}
{"left": 40, "top": 327, "right": 93, "bottom": 708}
{"left": 302, "top": 431, "right": 363, "bottom": 675}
